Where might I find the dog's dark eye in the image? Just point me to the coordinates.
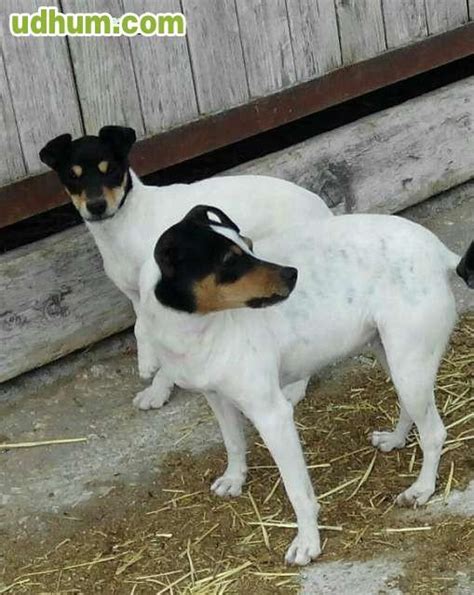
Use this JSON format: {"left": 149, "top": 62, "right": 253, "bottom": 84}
{"left": 222, "top": 251, "right": 238, "bottom": 265}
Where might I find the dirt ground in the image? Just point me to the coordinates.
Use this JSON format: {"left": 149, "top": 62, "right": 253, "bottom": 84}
{"left": 0, "top": 186, "right": 473, "bottom": 594}
{"left": 0, "top": 315, "right": 473, "bottom": 594}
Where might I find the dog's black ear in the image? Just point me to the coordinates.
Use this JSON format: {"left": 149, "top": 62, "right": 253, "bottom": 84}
{"left": 457, "top": 241, "right": 474, "bottom": 289}
{"left": 39, "top": 134, "right": 72, "bottom": 170}
{"left": 154, "top": 233, "right": 178, "bottom": 277}
{"left": 184, "top": 205, "right": 240, "bottom": 233}
{"left": 99, "top": 126, "right": 136, "bottom": 160}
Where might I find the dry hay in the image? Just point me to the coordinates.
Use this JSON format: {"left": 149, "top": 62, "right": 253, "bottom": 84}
{"left": 2, "top": 314, "right": 473, "bottom": 594}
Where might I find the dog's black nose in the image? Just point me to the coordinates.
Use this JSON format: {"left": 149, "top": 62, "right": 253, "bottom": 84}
{"left": 280, "top": 266, "right": 298, "bottom": 287}
{"left": 87, "top": 199, "right": 107, "bottom": 216}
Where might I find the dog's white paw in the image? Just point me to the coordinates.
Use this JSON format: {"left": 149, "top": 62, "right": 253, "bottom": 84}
{"left": 396, "top": 483, "right": 434, "bottom": 508}
{"left": 133, "top": 385, "right": 171, "bottom": 410}
{"left": 371, "top": 430, "right": 406, "bottom": 453}
{"left": 285, "top": 532, "right": 321, "bottom": 566}
{"left": 211, "top": 473, "right": 246, "bottom": 498}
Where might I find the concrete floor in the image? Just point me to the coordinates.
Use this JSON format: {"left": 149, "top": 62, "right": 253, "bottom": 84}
{"left": 0, "top": 182, "right": 473, "bottom": 593}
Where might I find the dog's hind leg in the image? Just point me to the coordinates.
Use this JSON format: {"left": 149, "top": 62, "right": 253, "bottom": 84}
{"left": 370, "top": 338, "right": 413, "bottom": 452}
{"left": 206, "top": 393, "right": 248, "bottom": 497}
{"left": 377, "top": 300, "right": 455, "bottom": 507}
{"left": 283, "top": 378, "right": 310, "bottom": 406}
{"left": 371, "top": 406, "right": 412, "bottom": 452}
{"left": 395, "top": 395, "right": 446, "bottom": 507}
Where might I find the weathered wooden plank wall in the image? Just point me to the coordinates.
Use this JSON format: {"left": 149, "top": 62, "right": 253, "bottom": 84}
{"left": 382, "top": 0, "right": 427, "bottom": 48}
{"left": 0, "top": 0, "right": 82, "bottom": 176}
{"left": 424, "top": 0, "right": 469, "bottom": 34}
{"left": 127, "top": 0, "right": 199, "bottom": 133}
{"left": 66, "top": 0, "right": 145, "bottom": 134}
{"left": 235, "top": 0, "right": 296, "bottom": 97}
{"left": 0, "top": 51, "right": 25, "bottom": 184}
{"left": 334, "top": 0, "right": 386, "bottom": 63}
{"left": 0, "top": 0, "right": 471, "bottom": 188}
{"left": 182, "top": 0, "right": 249, "bottom": 114}
{"left": 285, "top": 0, "right": 341, "bottom": 81}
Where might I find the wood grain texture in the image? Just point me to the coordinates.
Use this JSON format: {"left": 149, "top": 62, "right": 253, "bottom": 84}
{"left": 0, "top": 226, "right": 133, "bottom": 383}
{"left": 182, "top": 0, "right": 249, "bottom": 114}
{"left": 335, "top": 0, "right": 386, "bottom": 64}
{"left": 228, "top": 77, "right": 474, "bottom": 215}
{"left": 0, "top": 50, "right": 26, "bottom": 186}
{"left": 0, "top": 0, "right": 82, "bottom": 175}
{"left": 382, "top": 0, "right": 427, "bottom": 48}
{"left": 66, "top": 0, "right": 144, "bottom": 135}
{"left": 125, "top": 0, "right": 198, "bottom": 134}
{"left": 285, "top": 0, "right": 342, "bottom": 81}
{"left": 424, "top": 0, "right": 469, "bottom": 34}
{"left": 235, "top": 0, "right": 295, "bottom": 97}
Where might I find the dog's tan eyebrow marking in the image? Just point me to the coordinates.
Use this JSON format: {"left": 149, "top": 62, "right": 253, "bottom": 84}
{"left": 231, "top": 245, "right": 243, "bottom": 256}
{"left": 98, "top": 160, "right": 109, "bottom": 174}
{"left": 71, "top": 165, "right": 83, "bottom": 177}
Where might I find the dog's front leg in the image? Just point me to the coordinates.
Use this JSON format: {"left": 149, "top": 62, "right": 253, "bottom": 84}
{"left": 135, "top": 316, "right": 160, "bottom": 380}
{"left": 134, "top": 369, "right": 174, "bottom": 410}
{"left": 124, "top": 288, "right": 140, "bottom": 316}
{"left": 205, "top": 393, "right": 247, "bottom": 497}
{"left": 244, "top": 391, "right": 321, "bottom": 565}
{"left": 133, "top": 312, "right": 173, "bottom": 410}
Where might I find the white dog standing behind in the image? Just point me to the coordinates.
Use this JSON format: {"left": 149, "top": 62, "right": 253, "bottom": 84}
{"left": 136, "top": 205, "right": 473, "bottom": 566}
{"left": 39, "top": 126, "right": 332, "bottom": 410}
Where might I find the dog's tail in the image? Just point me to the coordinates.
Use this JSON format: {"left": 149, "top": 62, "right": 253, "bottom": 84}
{"left": 456, "top": 242, "right": 474, "bottom": 289}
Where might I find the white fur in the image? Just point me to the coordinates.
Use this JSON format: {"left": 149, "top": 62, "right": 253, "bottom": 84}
{"left": 136, "top": 213, "right": 461, "bottom": 565}
{"left": 85, "top": 171, "right": 332, "bottom": 408}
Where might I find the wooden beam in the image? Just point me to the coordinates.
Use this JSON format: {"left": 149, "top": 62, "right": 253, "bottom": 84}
{"left": 228, "top": 77, "right": 474, "bottom": 215}
{"left": 0, "top": 226, "right": 133, "bottom": 383}
{"left": 0, "top": 22, "right": 473, "bottom": 230}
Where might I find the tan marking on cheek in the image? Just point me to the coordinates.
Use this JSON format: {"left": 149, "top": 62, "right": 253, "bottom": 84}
{"left": 102, "top": 172, "right": 127, "bottom": 210}
{"left": 193, "top": 266, "right": 287, "bottom": 314}
{"left": 193, "top": 275, "right": 220, "bottom": 314}
{"left": 69, "top": 190, "right": 87, "bottom": 211}
{"left": 71, "top": 165, "right": 83, "bottom": 177}
{"left": 98, "top": 160, "right": 109, "bottom": 174}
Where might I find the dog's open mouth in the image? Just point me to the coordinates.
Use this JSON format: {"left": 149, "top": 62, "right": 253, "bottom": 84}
{"left": 245, "top": 292, "right": 291, "bottom": 309}
{"left": 246, "top": 267, "right": 297, "bottom": 308}
{"left": 84, "top": 212, "right": 115, "bottom": 223}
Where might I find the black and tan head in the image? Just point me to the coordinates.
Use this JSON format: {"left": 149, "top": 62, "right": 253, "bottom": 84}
{"left": 154, "top": 205, "right": 298, "bottom": 314}
{"left": 39, "top": 126, "right": 136, "bottom": 222}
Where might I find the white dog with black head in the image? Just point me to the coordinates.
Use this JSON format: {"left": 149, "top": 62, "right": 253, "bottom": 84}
{"left": 39, "top": 126, "right": 332, "bottom": 410}
{"left": 136, "top": 205, "right": 474, "bottom": 565}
